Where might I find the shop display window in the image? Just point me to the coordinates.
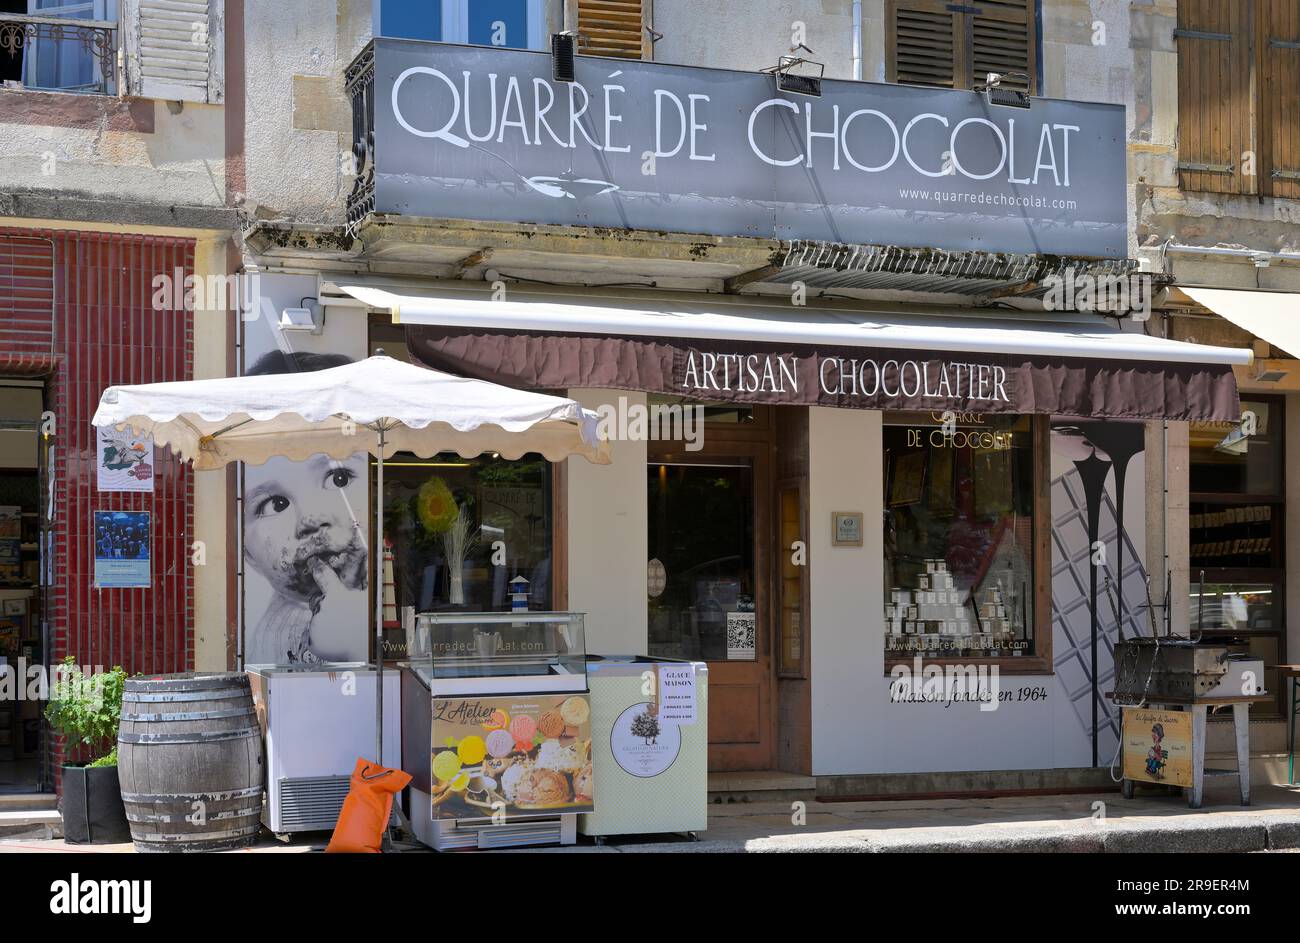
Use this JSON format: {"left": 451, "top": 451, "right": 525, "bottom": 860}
{"left": 1189, "top": 397, "right": 1285, "bottom": 714}
{"left": 382, "top": 454, "right": 553, "bottom": 615}
{"left": 883, "top": 412, "right": 1039, "bottom": 660}
{"left": 1190, "top": 583, "right": 1277, "bottom": 634}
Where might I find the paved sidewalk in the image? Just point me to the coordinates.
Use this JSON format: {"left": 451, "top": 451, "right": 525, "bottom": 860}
{"left": 5, "top": 781, "right": 1300, "bottom": 853}
{"left": 598, "top": 783, "right": 1300, "bottom": 853}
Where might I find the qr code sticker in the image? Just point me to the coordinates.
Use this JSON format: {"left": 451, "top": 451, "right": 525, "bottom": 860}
{"left": 727, "top": 612, "right": 756, "bottom": 660}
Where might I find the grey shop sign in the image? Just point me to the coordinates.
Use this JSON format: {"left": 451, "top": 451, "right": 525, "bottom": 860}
{"left": 364, "top": 39, "right": 1128, "bottom": 257}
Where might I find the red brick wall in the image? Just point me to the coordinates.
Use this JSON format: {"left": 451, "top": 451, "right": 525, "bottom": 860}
{"left": 0, "top": 229, "right": 196, "bottom": 755}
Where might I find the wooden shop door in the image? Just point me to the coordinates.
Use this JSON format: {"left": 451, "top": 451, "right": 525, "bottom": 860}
{"left": 647, "top": 429, "right": 774, "bottom": 772}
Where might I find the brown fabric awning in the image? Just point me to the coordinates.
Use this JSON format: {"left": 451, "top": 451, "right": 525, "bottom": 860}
{"left": 405, "top": 326, "right": 1242, "bottom": 422}
{"left": 329, "top": 282, "right": 1249, "bottom": 422}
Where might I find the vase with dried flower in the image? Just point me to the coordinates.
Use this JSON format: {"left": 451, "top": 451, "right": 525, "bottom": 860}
{"left": 441, "top": 506, "right": 480, "bottom": 606}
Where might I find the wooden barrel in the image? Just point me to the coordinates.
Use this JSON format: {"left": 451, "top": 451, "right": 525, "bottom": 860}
{"left": 117, "top": 673, "right": 264, "bottom": 853}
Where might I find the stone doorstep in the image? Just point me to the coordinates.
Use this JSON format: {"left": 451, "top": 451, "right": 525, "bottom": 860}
{"left": 813, "top": 756, "right": 1300, "bottom": 802}
{"left": 816, "top": 767, "right": 1116, "bottom": 801}
{"left": 0, "top": 793, "right": 57, "bottom": 812}
{"left": 0, "top": 809, "right": 61, "bottom": 840}
{"left": 708, "top": 770, "right": 817, "bottom": 804}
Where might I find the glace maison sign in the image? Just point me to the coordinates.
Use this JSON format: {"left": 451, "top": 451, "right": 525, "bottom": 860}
{"left": 360, "top": 40, "right": 1128, "bottom": 257}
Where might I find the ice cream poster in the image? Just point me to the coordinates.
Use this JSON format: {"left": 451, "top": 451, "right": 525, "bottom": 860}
{"left": 97, "top": 426, "right": 154, "bottom": 492}
{"left": 1121, "top": 708, "right": 1192, "bottom": 788}
{"left": 430, "top": 694, "right": 594, "bottom": 821}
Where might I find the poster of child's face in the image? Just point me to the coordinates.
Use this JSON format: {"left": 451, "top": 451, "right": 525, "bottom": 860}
{"left": 244, "top": 454, "right": 370, "bottom": 665}
{"left": 242, "top": 346, "right": 369, "bottom": 666}
{"left": 245, "top": 454, "right": 368, "bottom": 600}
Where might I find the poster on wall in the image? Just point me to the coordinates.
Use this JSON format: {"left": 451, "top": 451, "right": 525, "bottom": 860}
{"left": 242, "top": 452, "right": 370, "bottom": 664}
{"left": 430, "top": 693, "right": 594, "bottom": 820}
{"left": 93, "top": 510, "right": 151, "bottom": 588}
{"left": 241, "top": 278, "right": 369, "bottom": 665}
{"left": 1121, "top": 707, "right": 1193, "bottom": 788}
{"left": 96, "top": 426, "right": 154, "bottom": 492}
{"left": 0, "top": 506, "right": 20, "bottom": 583}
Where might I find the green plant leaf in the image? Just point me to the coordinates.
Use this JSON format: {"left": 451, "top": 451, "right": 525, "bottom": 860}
{"left": 43, "top": 656, "right": 125, "bottom": 765}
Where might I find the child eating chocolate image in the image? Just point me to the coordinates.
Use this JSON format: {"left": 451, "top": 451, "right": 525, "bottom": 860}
{"left": 243, "top": 350, "right": 369, "bottom": 664}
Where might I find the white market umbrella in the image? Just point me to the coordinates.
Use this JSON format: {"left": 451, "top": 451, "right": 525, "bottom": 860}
{"left": 93, "top": 353, "right": 611, "bottom": 765}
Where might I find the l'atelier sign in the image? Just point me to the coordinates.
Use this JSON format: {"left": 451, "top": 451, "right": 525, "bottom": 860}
{"left": 358, "top": 40, "right": 1128, "bottom": 257}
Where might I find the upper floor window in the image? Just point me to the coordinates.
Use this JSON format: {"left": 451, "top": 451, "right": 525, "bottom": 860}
{"left": 1176, "top": 0, "right": 1299, "bottom": 199}
{"left": 575, "top": 0, "right": 648, "bottom": 59}
{"left": 886, "top": 0, "right": 1038, "bottom": 92}
{"left": 0, "top": 0, "right": 221, "bottom": 102}
{"left": 0, "top": 0, "right": 118, "bottom": 94}
{"left": 375, "top": 0, "right": 546, "bottom": 50}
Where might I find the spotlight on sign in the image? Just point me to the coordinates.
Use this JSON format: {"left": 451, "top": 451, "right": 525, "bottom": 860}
{"left": 551, "top": 32, "right": 578, "bottom": 83}
{"left": 980, "top": 71, "right": 1031, "bottom": 109}
{"left": 765, "top": 55, "right": 823, "bottom": 98}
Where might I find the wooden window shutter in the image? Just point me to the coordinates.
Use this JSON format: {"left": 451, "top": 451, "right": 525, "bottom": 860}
{"left": 123, "top": 0, "right": 225, "bottom": 104}
{"left": 1175, "top": 0, "right": 1253, "bottom": 195}
{"left": 575, "top": 0, "right": 648, "bottom": 60}
{"left": 888, "top": 0, "right": 1036, "bottom": 91}
{"left": 888, "top": 0, "right": 960, "bottom": 88}
{"left": 1261, "top": 0, "right": 1300, "bottom": 199}
{"left": 969, "top": 0, "right": 1035, "bottom": 91}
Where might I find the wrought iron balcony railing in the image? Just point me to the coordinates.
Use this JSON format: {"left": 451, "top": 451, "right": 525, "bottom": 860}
{"left": 344, "top": 41, "right": 375, "bottom": 228}
{"left": 0, "top": 12, "right": 117, "bottom": 95}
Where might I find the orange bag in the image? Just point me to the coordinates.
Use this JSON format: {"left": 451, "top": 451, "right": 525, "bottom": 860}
{"left": 326, "top": 758, "right": 412, "bottom": 854}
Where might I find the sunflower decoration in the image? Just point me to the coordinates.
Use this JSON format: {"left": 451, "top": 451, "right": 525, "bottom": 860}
{"left": 416, "top": 477, "right": 459, "bottom": 534}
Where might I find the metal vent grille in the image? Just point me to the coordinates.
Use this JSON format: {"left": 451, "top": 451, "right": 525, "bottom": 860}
{"left": 277, "top": 776, "right": 351, "bottom": 832}
{"left": 769, "top": 241, "right": 1153, "bottom": 299}
{"left": 439, "top": 818, "right": 565, "bottom": 849}
{"left": 478, "top": 821, "right": 563, "bottom": 849}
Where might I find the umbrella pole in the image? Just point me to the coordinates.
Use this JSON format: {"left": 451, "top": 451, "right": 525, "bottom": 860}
{"left": 375, "top": 425, "right": 386, "bottom": 767}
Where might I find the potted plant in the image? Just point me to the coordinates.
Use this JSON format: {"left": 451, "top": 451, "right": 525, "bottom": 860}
{"left": 44, "top": 657, "right": 131, "bottom": 844}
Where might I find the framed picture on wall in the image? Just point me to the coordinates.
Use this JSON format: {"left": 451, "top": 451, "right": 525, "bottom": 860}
{"left": 888, "top": 450, "right": 927, "bottom": 507}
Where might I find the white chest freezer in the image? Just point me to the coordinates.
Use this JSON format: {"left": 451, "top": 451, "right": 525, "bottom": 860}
{"left": 578, "top": 656, "right": 708, "bottom": 839}
{"left": 248, "top": 664, "right": 401, "bottom": 834}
